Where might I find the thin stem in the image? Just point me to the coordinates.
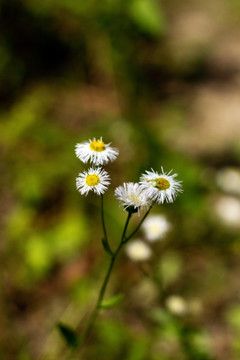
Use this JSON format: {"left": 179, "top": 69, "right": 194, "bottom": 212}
{"left": 124, "top": 205, "right": 153, "bottom": 243}
{"left": 81, "top": 212, "right": 132, "bottom": 344}
{"left": 121, "top": 211, "right": 132, "bottom": 243}
{"left": 101, "top": 194, "right": 112, "bottom": 253}
{"left": 80, "top": 257, "right": 115, "bottom": 343}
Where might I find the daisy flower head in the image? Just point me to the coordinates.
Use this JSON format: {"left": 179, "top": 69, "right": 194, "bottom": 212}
{"left": 142, "top": 214, "right": 171, "bottom": 242}
{"left": 76, "top": 167, "right": 110, "bottom": 196}
{"left": 75, "top": 137, "right": 119, "bottom": 166}
{"left": 114, "top": 182, "right": 152, "bottom": 214}
{"left": 125, "top": 239, "right": 152, "bottom": 262}
{"left": 140, "top": 167, "right": 182, "bottom": 204}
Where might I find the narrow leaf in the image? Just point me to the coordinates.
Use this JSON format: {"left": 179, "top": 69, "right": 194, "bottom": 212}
{"left": 99, "top": 293, "right": 124, "bottom": 310}
{"left": 102, "top": 238, "right": 113, "bottom": 256}
{"left": 57, "top": 322, "right": 79, "bottom": 348}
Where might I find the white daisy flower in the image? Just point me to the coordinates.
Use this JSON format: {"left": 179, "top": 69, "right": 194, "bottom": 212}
{"left": 140, "top": 167, "right": 182, "bottom": 204}
{"left": 76, "top": 167, "right": 110, "bottom": 196}
{"left": 142, "top": 214, "right": 171, "bottom": 242}
{"left": 75, "top": 137, "right": 119, "bottom": 165}
{"left": 125, "top": 239, "right": 152, "bottom": 261}
{"left": 114, "top": 182, "right": 152, "bottom": 214}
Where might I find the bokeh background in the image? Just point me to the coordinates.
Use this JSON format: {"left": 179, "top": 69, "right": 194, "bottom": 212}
{"left": 1, "top": 0, "right": 240, "bottom": 359}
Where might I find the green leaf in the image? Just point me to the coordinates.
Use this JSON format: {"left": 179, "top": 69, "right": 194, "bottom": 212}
{"left": 99, "top": 293, "right": 124, "bottom": 310}
{"left": 128, "top": 0, "right": 166, "bottom": 36}
{"left": 102, "top": 238, "right": 113, "bottom": 256}
{"left": 57, "top": 322, "right": 79, "bottom": 348}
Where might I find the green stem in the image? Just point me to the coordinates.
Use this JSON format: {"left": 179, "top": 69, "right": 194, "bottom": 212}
{"left": 121, "top": 211, "right": 132, "bottom": 243}
{"left": 81, "top": 212, "right": 132, "bottom": 344}
{"left": 124, "top": 204, "right": 153, "bottom": 243}
{"left": 101, "top": 194, "right": 112, "bottom": 253}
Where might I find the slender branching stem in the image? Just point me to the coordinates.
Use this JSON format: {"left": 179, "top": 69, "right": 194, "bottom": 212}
{"left": 81, "top": 211, "right": 132, "bottom": 344}
{"left": 124, "top": 204, "right": 154, "bottom": 243}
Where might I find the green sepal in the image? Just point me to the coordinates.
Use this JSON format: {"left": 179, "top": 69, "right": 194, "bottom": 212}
{"left": 102, "top": 238, "right": 113, "bottom": 256}
{"left": 99, "top": 293, "right": 124, "bottom": 310}
{"left": 57, "top": 322, "right": 79, "bottom": 348}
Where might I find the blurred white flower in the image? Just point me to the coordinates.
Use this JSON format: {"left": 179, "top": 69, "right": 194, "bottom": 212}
{"left": 216, "top": 167, "right": 240, "bottom": 195}
{"left": 115, "top": 182, "right": 152, "bottom": 214}
{"left": 140, "top": 167, "right": 182, "bottom": 204}
{"left": 214, "top": 195, "right": 240, "bottom": 227}
{"left": 142, "top": 214, "right": 171, "bottom": 242}
{"left": 75, "top": 137, "right": 119, "bottom": 165}
{"left": 125, "top": 239, "right": 152, "bottom": 261}
{"left": 166, "top": 295, "right": 187, "bottom": 316}
{"left": 76, "top": 167, "right": 110, "bottom": 195}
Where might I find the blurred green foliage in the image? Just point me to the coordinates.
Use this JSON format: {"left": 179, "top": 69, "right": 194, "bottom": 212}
{"left": 1, "top": 0, "right": 240, "bottom": 359}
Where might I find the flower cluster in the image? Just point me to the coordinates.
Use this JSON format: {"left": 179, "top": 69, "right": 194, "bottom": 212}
{"left": 75, "top": 137, "right": 118, "bottom": 195}
{"left": 115, "top": 168, "right": 182, "bottom": 214}
{"left": 75, "top": 137, "right": 183, "bottom": 211}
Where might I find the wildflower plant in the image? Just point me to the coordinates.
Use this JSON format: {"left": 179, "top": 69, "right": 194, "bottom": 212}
{"left": 64, "top": 137, "right": 183, "bottom": 348}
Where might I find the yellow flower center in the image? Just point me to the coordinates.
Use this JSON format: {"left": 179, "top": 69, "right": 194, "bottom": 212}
{"left": 89, "top": 139, "right": 105, "bottom": 152}
{"left": 130, "top": 195, "right": 140, "bottom": 203}
{"left": 86, "top": 174, "right": 100, "bottom": 186}
{"left": 155, "top": 177, "right": 170, "bottom": 190}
